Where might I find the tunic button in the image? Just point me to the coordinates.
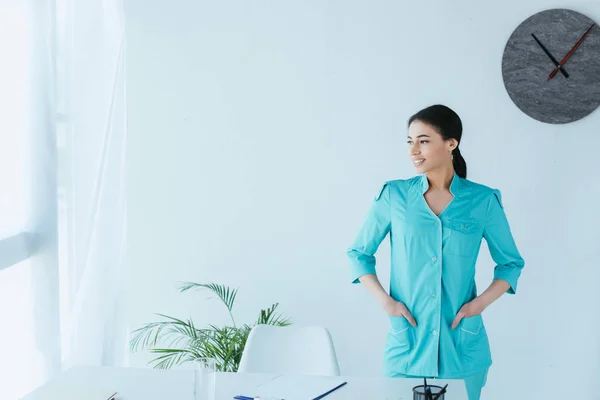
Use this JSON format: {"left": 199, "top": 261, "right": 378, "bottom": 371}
{"left": 432, "top": 330, "right": 438, "bottom": 336}
{"left": 431, "top": 257, "right": 437, "bottom": 262}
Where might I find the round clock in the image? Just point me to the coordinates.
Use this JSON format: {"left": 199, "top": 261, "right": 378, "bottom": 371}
{"left": 502, "top": 9, "right": 600, "bottom": 124}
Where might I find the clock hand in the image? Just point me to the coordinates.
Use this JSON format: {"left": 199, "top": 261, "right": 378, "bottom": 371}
{"left": 531, "top": 33, "right": 569, "bottom": 78}
{"left": 547, "top": 23, "right": 595, "bottom": 81}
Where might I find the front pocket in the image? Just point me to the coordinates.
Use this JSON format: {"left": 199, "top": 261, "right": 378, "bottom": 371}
{"left": 458, "top": 315, "right": 483, "bottom": 355}
{"left": 443, "top": 219, "right": 482, "bottom": 257}
{"left": 387, "top": 316, "right": 414, "bottom": 356}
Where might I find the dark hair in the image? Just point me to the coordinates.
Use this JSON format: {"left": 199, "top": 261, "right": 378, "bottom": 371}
{"left": 408, "top": 104, "right": 467, "bottom": 179}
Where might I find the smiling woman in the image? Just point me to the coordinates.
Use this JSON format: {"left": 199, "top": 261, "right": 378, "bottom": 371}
{"left": 407, "top": 106, "right": 466, "bottom": 180}
{"left": 347, "top": 104, "right": 525, "bottom": 400}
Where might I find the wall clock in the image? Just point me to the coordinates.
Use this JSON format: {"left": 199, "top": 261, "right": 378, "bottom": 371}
{"left": 502, "top": 9, "right": 600, "bottom": 124}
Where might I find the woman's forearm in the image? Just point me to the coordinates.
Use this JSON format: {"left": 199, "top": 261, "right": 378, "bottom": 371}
{"left": 358, "top": 274, "right": 392, "bottom": 308}
{"left": 477, "top": 278, "right": 511, "bottom": 309}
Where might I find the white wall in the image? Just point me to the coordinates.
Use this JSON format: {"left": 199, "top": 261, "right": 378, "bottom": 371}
{"left": 125, "top": 1, "right": 600, "bottom": 399}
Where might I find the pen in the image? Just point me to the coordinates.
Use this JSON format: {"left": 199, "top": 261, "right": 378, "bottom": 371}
{"left": 431, "top": 384, "right": 448, "bottom": 400}
{"left": 424, "top": 378, "right": 432, "bottom": 400}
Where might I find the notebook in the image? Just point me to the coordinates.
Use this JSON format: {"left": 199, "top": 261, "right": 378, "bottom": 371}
{"left": 251, "top": 374, "right": 347, "bottom": 400}
{"left": 24, "top": 382, "right": 117, "bottom": 400}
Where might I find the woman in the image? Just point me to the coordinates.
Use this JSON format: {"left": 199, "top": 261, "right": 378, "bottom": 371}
{"left": 347, "top": 104, "right": 525, "bottom": 400}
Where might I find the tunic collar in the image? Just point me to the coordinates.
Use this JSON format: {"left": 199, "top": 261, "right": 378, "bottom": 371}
{"left": 419, "top": 171, "right": 463, "bottom": 196}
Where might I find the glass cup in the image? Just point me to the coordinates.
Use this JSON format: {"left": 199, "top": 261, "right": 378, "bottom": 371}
{"left": 193, "top": 358, "right": 216, "bottom": 400}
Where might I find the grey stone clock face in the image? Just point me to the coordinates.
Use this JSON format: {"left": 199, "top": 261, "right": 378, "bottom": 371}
{"left": 502, "top": 9, "right": 600, "bottom": 124}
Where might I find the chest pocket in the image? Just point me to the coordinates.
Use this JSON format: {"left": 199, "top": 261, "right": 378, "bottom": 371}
{"left": 443, "top": 219, "right": 483, "bottom": 257}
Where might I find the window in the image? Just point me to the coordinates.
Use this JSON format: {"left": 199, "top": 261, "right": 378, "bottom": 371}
{"left": 0, "top": 1, "right": 60, "bottom": 398}
{"left": 0, "top": 1, "right": 32, "bottom": 261}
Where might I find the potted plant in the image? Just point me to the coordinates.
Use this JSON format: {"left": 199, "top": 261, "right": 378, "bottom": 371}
{"left": 130, "top": 282, "right": 291, "bottom": 372}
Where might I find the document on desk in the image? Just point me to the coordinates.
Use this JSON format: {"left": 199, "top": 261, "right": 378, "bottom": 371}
{"left": 252, "top": 374, "right": 347, "bottom": 400}
{"left": 23, "top": 382, "right": 117, "bottom": 400}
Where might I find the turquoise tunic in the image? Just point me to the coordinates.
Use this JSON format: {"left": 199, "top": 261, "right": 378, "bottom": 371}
{"left": 347, "top": 172, "right": 525, "bottom": 378}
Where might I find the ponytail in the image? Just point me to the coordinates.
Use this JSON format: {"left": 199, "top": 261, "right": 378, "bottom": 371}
{"left": 452, "top": 147, "right": 467, "bottom": 179}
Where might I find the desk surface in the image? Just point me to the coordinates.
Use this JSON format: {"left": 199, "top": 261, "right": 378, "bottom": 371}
{"left": 22, "top": 366, "right": 468, "bottom": 400}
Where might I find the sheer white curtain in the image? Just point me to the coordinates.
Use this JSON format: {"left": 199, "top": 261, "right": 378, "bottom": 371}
{"left": 57, "top": 0, "right": 128, "bottom": 369}
{"left": 0, "top": 0, "right": 60, "bottom": 398}
{"left": 0, "top": 0, "right": 126, "bottom": 397}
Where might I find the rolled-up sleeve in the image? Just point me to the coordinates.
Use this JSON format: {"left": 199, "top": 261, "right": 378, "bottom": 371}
{"left": 347, "top": 182, "right": 391, "bottom": 284}
{"left": 483, "top": 189, "right": 525, "bottom": 294}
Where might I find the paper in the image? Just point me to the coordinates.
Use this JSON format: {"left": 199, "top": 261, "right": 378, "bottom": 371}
{"left": 253, "top": 374, "right": 347, "bottom": 400}
{"left": 24, "top": 382, "right": 117, "bottom": 400}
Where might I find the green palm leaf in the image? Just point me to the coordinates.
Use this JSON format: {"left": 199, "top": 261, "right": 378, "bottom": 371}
{"left": 130, "top": 314, "right": 209, "bottom": 353}
{"left": 130, "top": 283, "right": 292, "bottom": 372}
{"left": 178, "top": 282, "right": 238, "bottom": 326}
{"left": 256, "top": 303, "right": 292, "bottom": 327}
{"left": 149, "top": 348, "right": 196, "bottom": 369}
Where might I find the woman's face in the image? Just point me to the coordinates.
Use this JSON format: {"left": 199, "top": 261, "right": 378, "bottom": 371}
{"left": 407, "top": 120, "right": 457, "bottom": 173}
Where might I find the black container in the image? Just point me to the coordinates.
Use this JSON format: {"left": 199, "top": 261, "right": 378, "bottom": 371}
{"left": 412, "top": 384, "right": 445, "bottom": 400}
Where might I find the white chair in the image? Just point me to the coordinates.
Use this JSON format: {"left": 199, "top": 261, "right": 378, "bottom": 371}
{"left": 238, "top": 325, "right": 340, "bottom": 376}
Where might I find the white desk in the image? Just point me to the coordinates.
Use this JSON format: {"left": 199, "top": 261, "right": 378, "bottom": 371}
{"left": 22, "top": 366, "right": 468, "bottom": 400}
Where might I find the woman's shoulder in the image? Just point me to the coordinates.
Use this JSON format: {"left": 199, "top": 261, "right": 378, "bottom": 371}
{"left": 372, "top": 176, "right": 421, "bottom": 203}
{"left": 382, "top": 176, "right": 420, "bottom": 191}
{"left": 384, "top": 175, "right": 421, "bottom": 186}
{"left": 461, "top": 177, "right": 504, "bottom": 207}
{"left": 461, "top": 177, "right": 501, "bottom": 195}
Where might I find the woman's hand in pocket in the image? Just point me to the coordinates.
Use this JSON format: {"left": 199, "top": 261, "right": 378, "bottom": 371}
{"left": 383, "top": 298, "right": 417, "bottom": 327}
{"left": 452, "top": 298, "right": 486, "bottom": 329}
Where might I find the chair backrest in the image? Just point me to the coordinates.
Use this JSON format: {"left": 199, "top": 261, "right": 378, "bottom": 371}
{"left": 238, "top": 325, "right": 340, "bottom": 376}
